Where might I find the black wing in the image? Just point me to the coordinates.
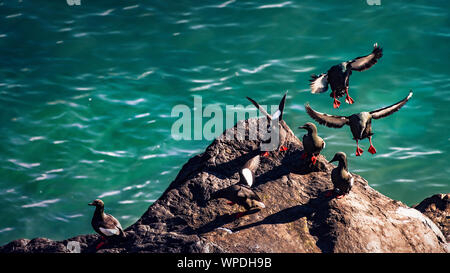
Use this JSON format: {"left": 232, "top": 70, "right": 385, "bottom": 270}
{"left": 305, "top": 104, "right": 349, "bottom": 128}
{"left": 247, "top": 96, "right": 272, "bottom": 121}
{"left": 349, "top": 43, "right": 383, "bottom": 72}
{"left": 370, "top": 90, "right": 413, "bottom": 120}
{"left": 276, "top": 91, "right": 288, "bottom": 121}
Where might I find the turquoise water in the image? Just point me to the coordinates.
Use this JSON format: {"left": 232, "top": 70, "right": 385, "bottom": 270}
{"left": 0, "top": 0, "right": 449, "bottom": 245}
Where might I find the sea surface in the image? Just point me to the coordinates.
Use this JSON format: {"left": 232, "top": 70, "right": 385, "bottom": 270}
{"left": 0, "top": 0, "right": 449, "bottom": 245}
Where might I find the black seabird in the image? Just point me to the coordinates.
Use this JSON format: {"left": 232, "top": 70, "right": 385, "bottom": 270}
{"left": 246, "top": 92, "right": 288, "bottom": 157}
{"left": 326, "top": 152, "right": 354, "bottom": 199}
{"left": 309, "top": 43, "right": 383, "bottom": 108}
{"left": 305, "top": 90, "right": 413, "bottom": 156}
{"left": 299, "top": 122, "right": 325, "bottom": 165}
{"left": 88, "top": 199, "right": 125, "bottom": 250}
{"left": 210, "top": 155, "right": 265, "bottom": 218}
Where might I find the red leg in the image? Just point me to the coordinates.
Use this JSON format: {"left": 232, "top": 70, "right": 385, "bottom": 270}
{"left": 310, "top": 155, "right": 317, "bottom": 165}
{"left": 261, "top": 151, "right": 269, "bottom": 157}
{"left": 333, "top": 92, "right": 341, "bottom": 109}
{"left": 355, "top": 140, "right": 363, "bottom": 156}
{"left": 345, "top": 87, "right": 354, "bottom": 104}
{"left": 368, "top": 136, "right": 377, "bottom": 154}
{"left": 301, "top": 152, "right": 308, "bottom": 160}
{"left": 95, "top": 237, "right": 106, "bottom": 250}
{"left": 226, "top": 201, "right": 235, "bottom": 205}
{"left": 279, "top": 145, "right": 288, "bottom": 152}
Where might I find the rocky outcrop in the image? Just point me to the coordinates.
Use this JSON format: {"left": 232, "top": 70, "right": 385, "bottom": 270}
{"left": 414, "top": 194, "right": 449, "bottom": 243}
{"left": 1, "top": 118, "right": 448, "bottom": 253}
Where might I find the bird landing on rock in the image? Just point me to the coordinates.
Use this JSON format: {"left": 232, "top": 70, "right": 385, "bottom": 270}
{"left": 309, "top": 43, "right": 383, "bottom": 108}
{"left": 305, "top": 90, "right": 413, "bottom": 157}
{"left": 246, "top": 92, "right": 288, "bottom": 158}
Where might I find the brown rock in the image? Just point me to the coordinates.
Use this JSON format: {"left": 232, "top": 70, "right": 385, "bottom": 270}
{"left": 0, "top": 118, "right": 447, "bottom": 253}
{"left": 414, "top": 193, "right": 450, "bottom": 243}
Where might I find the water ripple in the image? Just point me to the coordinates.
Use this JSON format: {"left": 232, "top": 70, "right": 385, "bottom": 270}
{"left": 98, "top": 190, "right": 121, "bottom": 199}
{"left": 22, "top": 199, "right": 60, "bottom": 208}
{"left": 257, "top": 1, "right": 292, "bottom": 9}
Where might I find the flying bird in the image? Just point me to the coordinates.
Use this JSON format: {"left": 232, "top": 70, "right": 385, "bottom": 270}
{"left": 309, "top": 43, "right": 383, "bottom": 108}
{"left": 299, "top": 122, "right": 325, "bottom": 165}
{"left": 210, "top": 155, "right": 265, "bottom": 218}
{"left": 246, "top": 92, "right": 288, "bottom": 157}
{"left": 89, "top": 199, "right": 125, "bottom": 250}
{"left": 326, "top": 152, "right": 354, "bottom": 199}
{"left": 305, "top": 90, "right": 413, "bottom": 156}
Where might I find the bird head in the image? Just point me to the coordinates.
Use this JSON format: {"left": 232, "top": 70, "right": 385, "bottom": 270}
{"left": 88, "top": 199, "right": 104, "bottom": 208}
{"left": 329, "top": 152, "right": 347, "bottom": 164}
{"left": 299, "top": 122, "right": 317, "bottom": 134}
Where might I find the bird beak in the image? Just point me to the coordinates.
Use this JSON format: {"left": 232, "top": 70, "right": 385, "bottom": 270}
{"left": 88, "top": 202, "right": 94, "bottom": 206}
{"left": 299, "top": 126, "right": 306, "bottom": 130}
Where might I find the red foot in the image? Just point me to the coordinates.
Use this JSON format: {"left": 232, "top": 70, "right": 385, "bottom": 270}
{"left": 324, "top": 190, "right": 334, "bottom": 198}
{"left": 356, "top": 146, "right": 364, "bottom": 156}
{"left": 311, "top": 155, "right": 317, "bottom": 165}
{"left": 368, "top": 145, "right": 377, "bottom": 155}
{"left": 226, "top": 201, "right": 235, "bottom": 205}
{"left": 301, "top": 152, "right": 308, "bottom": 160}
{"left": 345, "top": 96, "right": 354, "bottom": 104}
{"left": 279, "top": 145, "right": 288, "bottom": 152}
{"left": 333, "top": 98, "right": 341, "bottom": 109}
{"left": 345, "top": 87, "right": 354, "bottom": 104}
{"left": 95, "top": 240, "right": 106, "bottom": 250}
{"left": 336, "top": 194, "right": 345, "bottom": 199}
{"left": 261, "top": 151, "right": 269, "bottom": 157}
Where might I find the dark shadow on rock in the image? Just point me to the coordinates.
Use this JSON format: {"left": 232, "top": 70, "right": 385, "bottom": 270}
{"left": 227, "top": 194, "right": 336, "bottom": 253}
{"left": 231, "top": 198, "right": 321, "bottom": 233}
{"left": 205, "top": 148, "right": 260, "bottom": 180}
{"left": 191, "top": 209, "right": 260, "bottom": 235}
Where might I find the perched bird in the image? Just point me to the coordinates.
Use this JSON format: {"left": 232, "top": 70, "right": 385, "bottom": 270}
{"left": 326, "top": 152, "right": 354, "bottom": 199}
{"left": 309, "top": 43, "right": 383, "bottom": 108}
{"left": 88, "top": 199, "right": 125, "bottom": 250}
{"left": 210, "top": 155, "right": 265, "bottom": 218}
{"left": 299, "top": 122, "right": 325, "bottom": 165}
{"left": 305, "top": 90, "right": 413, "bottom": 156}
{"left": 246, "top": 92, "right": 288, "bottom": 157}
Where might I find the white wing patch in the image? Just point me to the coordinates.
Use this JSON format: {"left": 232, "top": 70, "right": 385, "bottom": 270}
{"left": 242, "top": 168, "right": 253, "bottom": 187}
{"left": 99, "top": 227, "right": 120, "bottom": 236}
{"left": 310, "top": 73, "right": 329, "bottom": 94}
{"left": 272, "top": 109, "right": 281, "bottom": 120}
{"left": 254, "top": 201, "right": 266, "bottom": 209}
{"left": 349, "top": 176, "right": 354, "bottom": 187}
